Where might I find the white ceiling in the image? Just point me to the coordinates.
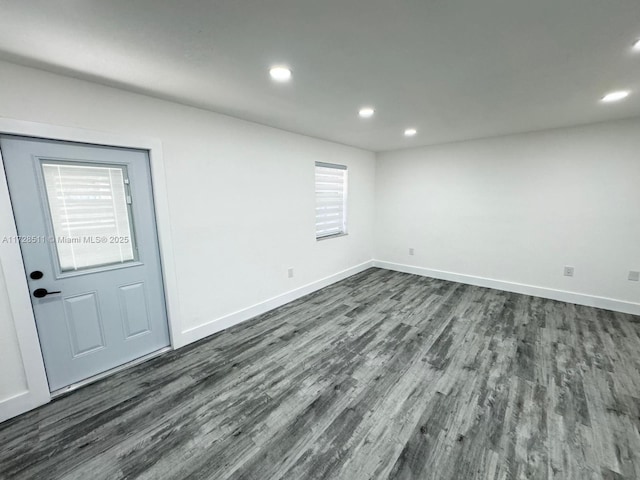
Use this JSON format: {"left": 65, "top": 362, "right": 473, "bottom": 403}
{"left": 0, "top": 0, "right": 639, "bottom": 151}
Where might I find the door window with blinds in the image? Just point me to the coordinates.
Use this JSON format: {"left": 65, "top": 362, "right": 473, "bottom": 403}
{"left": 315, "top": 162, "right": 348, "bottom": 239}
{"left": 40, "top": 161, "right": 137, "bottom": 272}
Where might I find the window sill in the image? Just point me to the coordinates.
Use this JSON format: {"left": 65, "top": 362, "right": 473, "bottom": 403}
{"left": 316, "top": 232, "right": 348, "bottom": 241}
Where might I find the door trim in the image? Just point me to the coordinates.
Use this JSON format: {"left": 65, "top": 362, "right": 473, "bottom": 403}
{"left": 0, "top": 117, "right": 182, "bottom": 423}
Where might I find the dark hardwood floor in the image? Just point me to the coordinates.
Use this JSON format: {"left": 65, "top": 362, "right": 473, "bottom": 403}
{"left": 1, "top": 268, "right": 640, "bottom": 479}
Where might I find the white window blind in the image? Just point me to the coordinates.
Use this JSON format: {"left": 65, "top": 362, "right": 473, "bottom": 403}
{"left": 315, "top": 162, "right": 347, "bottom": 239}
{"left": 41, "top": 162, "right": 136, "bottom": 271}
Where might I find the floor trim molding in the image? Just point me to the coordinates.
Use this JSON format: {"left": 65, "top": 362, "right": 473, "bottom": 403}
{"left": 0, "top": 390, "right": 46, "bottom": 424}
{"left": 373, "top": 260, "right": 640, "bottom": 316}
{"left": 179, "top": 260, "right": 375, "bottom": 347}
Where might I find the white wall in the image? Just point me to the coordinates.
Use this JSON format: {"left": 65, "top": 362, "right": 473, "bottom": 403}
{"left": 375, "top": 118, "right": 640, "bottom": 311}
{"left": 0, "top": 60, "right": 375, "bottom": 415}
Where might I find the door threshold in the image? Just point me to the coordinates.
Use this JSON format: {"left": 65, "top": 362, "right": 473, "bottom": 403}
{"left": 50, "top": 346, "right": 172, "bottom": 398}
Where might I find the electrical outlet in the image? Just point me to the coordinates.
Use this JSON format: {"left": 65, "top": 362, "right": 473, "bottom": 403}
{"left": 409, "top": 248, "right": 414, "bottom": 256}
{"left": 563, "top": 266, "right": 574, "bottom": 277}
{"left": 628, "top": 271, "right": 640, "bottom": 282}
{"left": 288, "top": 268, "right": 294, "bottom": 278}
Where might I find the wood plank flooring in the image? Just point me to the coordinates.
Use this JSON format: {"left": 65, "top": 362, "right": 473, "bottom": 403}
{"left": 1, "top": 268, "right": 640, "bottom": 479}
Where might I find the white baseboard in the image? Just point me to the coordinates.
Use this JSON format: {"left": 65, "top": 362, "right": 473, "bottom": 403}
{"left": 178, "top": 260, "right": 375, "bottom": 347}
{"left": 0, "top": 389, "right": 46, "bottom": 424}
{"left": 373, "top": 260, "right": 640, "bottom": 316}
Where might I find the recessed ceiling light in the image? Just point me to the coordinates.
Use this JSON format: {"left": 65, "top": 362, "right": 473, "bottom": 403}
{"left": 269, "top": 66, "right": 292, "bottom": 82}
{"left": 601, "top": 90, "right": 630, "bottom": 103}
{"left": 404, "top": 128, "right": 417, "bottom": 137}
{"left": 633, "top": 39, "right": 640, "bottom": 51}
{"left": 358, "top": 107, "right": 375, "bottom": 118}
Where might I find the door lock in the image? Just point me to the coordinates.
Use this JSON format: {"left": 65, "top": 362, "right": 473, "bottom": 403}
{"left": 33, "top": 288, "right": 61, "bottom": 298}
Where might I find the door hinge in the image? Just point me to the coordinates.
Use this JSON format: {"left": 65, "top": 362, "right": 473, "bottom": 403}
{"left": 126, "top": 195, "right": 132, "bottom": 204}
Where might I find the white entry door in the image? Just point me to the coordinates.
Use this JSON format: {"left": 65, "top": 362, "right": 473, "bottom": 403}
{"left": 0, "top": 135, "right": 170, "bottom": 392}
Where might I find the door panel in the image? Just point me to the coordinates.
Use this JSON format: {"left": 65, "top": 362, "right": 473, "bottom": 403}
{"left": 63, "top": 292, "right": 105, "bottom": 356}
{"left": 118, "top": 283, "right": 151, "bottom": 339}
{"left": 0, "top": 135, "right": 170, "bottom": 391}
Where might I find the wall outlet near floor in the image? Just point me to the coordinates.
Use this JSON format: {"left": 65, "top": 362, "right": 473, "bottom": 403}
{"left": 288, "top": 268, "right": 294, "bottom": 278}
{"left": 628, "top": 271, "right": 640, "bottom": 282}
{"left": 563, "top": 266, "right": 574, "bottom": 277}
{"left": 409, "top": 248, "right": 415, "bottom": 256}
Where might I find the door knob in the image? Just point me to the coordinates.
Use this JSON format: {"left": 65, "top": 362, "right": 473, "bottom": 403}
{"left": 33, "top": 288, "right": 61, "bottom": 298}
{"left": 30, "top": 271, "right": 44, "bottom": 280}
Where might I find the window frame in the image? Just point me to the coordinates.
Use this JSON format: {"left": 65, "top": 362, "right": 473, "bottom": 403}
{"left": 315, "top": 161, "right": 348, "bottom": 240}
{"left": 37, "top": 158, "right": 140, "bottom": 277}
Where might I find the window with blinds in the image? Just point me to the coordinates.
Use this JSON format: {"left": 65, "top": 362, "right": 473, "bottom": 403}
{"left": 41, "top": 162, "right": 136, "bottom": 271}
{"left": 315, "top": 162, "right": 348, "bottom": 239}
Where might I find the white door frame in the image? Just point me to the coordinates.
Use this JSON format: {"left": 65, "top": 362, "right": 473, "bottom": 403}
{"left": 0, "top": 117, "right": 181, "bottom": 422}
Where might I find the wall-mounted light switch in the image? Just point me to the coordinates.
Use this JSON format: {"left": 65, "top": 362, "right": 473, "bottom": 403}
{"left": 563, "top": 266, "right": 574, "bottom": 277}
